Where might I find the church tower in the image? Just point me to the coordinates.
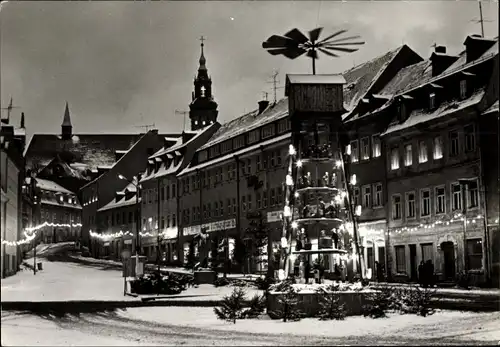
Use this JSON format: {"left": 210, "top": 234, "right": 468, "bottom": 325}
{"left": 61, "top": 101, "right": 73, "bottom": 140}
{"left": 189, "top": 37, "right": 218, "bottom": 131}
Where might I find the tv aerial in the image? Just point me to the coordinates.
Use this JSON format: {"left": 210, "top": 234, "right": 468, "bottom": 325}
{"left": 262, "top": 28, "right": 365, "bottom": 75}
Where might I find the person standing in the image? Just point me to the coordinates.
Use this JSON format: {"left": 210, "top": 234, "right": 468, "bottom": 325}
{"left": 418, "top": 260, "right": 425, "bottom": 287}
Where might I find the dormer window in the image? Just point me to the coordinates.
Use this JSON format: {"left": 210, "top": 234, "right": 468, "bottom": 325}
{"left": 194, "top": 120, "right": 198, "bottom": 125}
{"left": 398, "top": 102, "right": 407, "bottom": 122}
{"left": 68, "top": 197, "right": 72, "bottom": 204}
{"left": 460, "top": 80, "right": 467, "bottom": 99}
{"left": 429, "top": 93, "right": 436, "bottom": 110}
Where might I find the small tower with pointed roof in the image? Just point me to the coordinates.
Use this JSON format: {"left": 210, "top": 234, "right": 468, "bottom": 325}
{"left": 189, "top": 36, "right": 218, "bottom": 131}
{"left": 61, "top": 101, "right": 73, "bottom": 140}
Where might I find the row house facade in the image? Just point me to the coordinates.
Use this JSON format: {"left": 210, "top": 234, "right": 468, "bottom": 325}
{"left": 139, "top": 125, "right": 220, "bottom": 264}
{"left": 0, "top": 122, "right": 24, "bottom": 278}
{"left": 80, "top": 129, "right": 170, "bottom": 256}
{"left": 35, "top": 178, "right": 82, "bottom": 244}
{"left": 379, "top": 35, "right": 498, "bottom": 285}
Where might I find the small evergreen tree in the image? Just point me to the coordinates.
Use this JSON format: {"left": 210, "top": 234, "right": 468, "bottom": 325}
{"left": 243, "top": 293, "right": 267, "bottom": 318}
{"left": 213, "top": 287, "right": 248, "bottom": 324}
{"left": 315, "top": 287, "right": 347, "bottom": 320}
{"left": 362, "top": 286, "right": 394, "bottom": 318}
{"left": 270, "top": 287, "right": 303, "bottom": 322}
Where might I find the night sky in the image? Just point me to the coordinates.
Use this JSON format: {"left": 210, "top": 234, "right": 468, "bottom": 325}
{"left": 1, "top": 1, "right": 498, "bottom": 138}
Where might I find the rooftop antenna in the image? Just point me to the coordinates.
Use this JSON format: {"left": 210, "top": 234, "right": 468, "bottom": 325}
{"left": 175, "top": 110, "right": 189, "bottom": 131}
{"left": 470, "top": 1, "right": 492, "bottom": 37}
{"left": 267, "top": 70, "right": 284, "bottom": 104}
{"left": 1, "top": 97, "right": 20, "bottom": 125}
{"left": 135, "top": 123, "right": 156, "bottom": 132}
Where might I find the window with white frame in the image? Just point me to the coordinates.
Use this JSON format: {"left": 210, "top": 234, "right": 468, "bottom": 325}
{"left": 246, "top": 159, "right": 252, "bottom": 174}
{"left": 433, "top": 136, "right": 443, "bottom": 159}
{"left": 421, "top": 243, "right": 434, "bottom": 264}
{"left": 277, "top": 186, "right": 283, "bottom": 204}
{"left": 435, "top": 186, "right": 446, "bottom": 214}
{"left": 373, "top": 183, "right": 382, "bottom": 207}
{"left": 199, "top": 150, "right": 208, "bottom": 162}
{"left": 404, "top": 144, "right": 413, "bottom": 166}
{"left": 418, "top": 140, "right": 428, "bottom": 163}
{"left": 350, "top": 140, "right": 359, "bottom": 163}
{"left": 278, "top": 119, "right": 291, "bottom": 133}
{"left": 256, "top": 192, "right": 261, "bottom": 209}
{"left": 227, "top": 198, "right": 232, "bottom": 215}
{"left": 277, "top": 150, "right": 282, "bottom": 166}
{"left": 449, "top": 130, "right": 459, "bottom": 157}
{"left": 232, "top": 198, "right": 237, "bottom": 214}
{"left": 362, "top": 185, "right": 371, "bottom": 208}
{"left": 372, "top": 135, "right": 381, "bottom": 158}
{"left": 234, "top": 136, "right": 245, "bottom": 149}
{"left": 467, "top": 239, "right": 483, "bottom": 270}
{"left": 391, "top": 147, "right": 400, "bottom": 170}
{"left": 270, "top": 151, "right": 276, "bottom": 167}
{"left": 361, "top": 137, "right": 370, "bottom": 160}
{"left": 247, "top": 194, "right": 252, "bottom": 211}
{"left": 207, "top": 202, "right": 212, "bottom": 218}
{"left": 221, "top": 141, "right": 232, "bottom": 154}
{"left": 392, "top": 195, "right": 402, "bottom": 220}
{"left": 467, "top": 179, "right": 479, "bottom": 209}
{"left": 460, "top": 80, "right": 467, "bottom": 99}
{"left": 395, "top": 245, "right": 406, "bottom": 273}
{"left": 451, "top": 183, "right": 462, "bottom": 211}
{"left": 256, "top": 156, "right": 261, "bottom": 171}
{"left": 262, "top": 124, "right": 275, "bottom": 139}
{"left": 421, "top": 189, "right": 431, "bottom": 217}
{"left": 248, "top": 130, "right": 260, "bottom": 144}
{"left": 262, "top": 191, "right": 268, "bottom": 208}
{"left": 270, "top": 188, "right": 276, "bottom": 206}
{"left": 464, "top": 124, "right": 475, "bottom": 152}
{"left": 214, "top": 202, "right": 219, "bottom": 217}
{"left": 353, "top": 187, "right": 360, "bottom": 206}
{"left": 406, "top": 192, "right": 416, "bottom": 218}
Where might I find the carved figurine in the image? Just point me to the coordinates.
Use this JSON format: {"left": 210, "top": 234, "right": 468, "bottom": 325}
{"left": 330, "top": 172, "right": 337, "bottom": 187}
{"left": 326, "top": 200, "right": 336, "bottom": 218}
{"left": 332, "top": 231, "right": 339, "bottom": 249}
{"left": 317, "top": 199, "right": 326, "bottom": 217}
{"left": 322, "top": 172, "right": 329, "bottom": 187}
{"left": 302, "top": 205, "right": 311, "bottom": 218}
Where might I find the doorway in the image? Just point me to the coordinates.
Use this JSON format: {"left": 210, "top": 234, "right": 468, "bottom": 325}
{"left": 409, "top": 244, "right": 417, "bottom": 281}
{"left": 441, "top": 242, "right": 456, "bottom": 280}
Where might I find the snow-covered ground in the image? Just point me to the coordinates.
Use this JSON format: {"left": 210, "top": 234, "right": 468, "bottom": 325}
{"left": 1, "top": 260, "right": 136, "bottom": 302}
{"left": 2, "top": 308, "right": 499, "bottom": 346}
{"left": 1, "top": 258, "right": 261, "bottom": 303}
{"left": 118, "top": 307, "right": 500, "bottom": 342}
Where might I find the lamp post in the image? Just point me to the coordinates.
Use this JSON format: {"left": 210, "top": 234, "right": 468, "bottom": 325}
{"left": 118, "top": 174, "right": 142, "bottom": 277}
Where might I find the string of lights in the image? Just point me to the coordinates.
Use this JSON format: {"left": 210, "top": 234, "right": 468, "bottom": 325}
{"left": 389, "top": 213, "right": 488, "bottom": 234}
{"left": 1, "top": 221, "right": 83, "bottom": 246}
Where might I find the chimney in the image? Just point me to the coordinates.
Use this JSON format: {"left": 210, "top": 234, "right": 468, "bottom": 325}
{"left": 430, "top": 46, "right": 459, "bottom": 77}
{"left": 258, "top": 100, "right": 270, "bottom": 115}
{"left": 20, "top": 112, "right": 25, "bottom": 129}
{"left": 463, "top": 35, "right": 496, "bottom": 63}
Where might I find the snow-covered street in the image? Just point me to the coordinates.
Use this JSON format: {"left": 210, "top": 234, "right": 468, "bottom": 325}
{"left": 2, "top": 308, "right": 500, "bottom": 346}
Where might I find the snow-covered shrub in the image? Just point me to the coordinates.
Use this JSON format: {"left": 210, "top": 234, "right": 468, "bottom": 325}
{"left": 243, "top": 293, "right": 267, "bottom": 318}
{"left": 214, "top": 287, "right": 248, "bottom": 324}
{"left": 394, "top": 286, "right": 437, "bottom": 317}
{"left": 270, "top": 287, "right": 303, "bottom": 322}
{"left": 315, "top": 287, "right": 346, "bottom": 320}
{"left": 230, "top": 279, "right": 248, "bottom": 287}
{"left": 362, "top": 286, "right": 394, "bottom": 318}
{"left": 255, "top": 276, "right": 276, "bottom": 291}
{"left": 269, "top": 279, "right": 294, "bottom": 293}
{"left": 214, "top": 277, "right": 230, "bottom": 287}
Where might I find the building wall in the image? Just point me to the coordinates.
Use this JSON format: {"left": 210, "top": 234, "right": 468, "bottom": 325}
{"left": 96, "top": 204, "right": 137, "bottom": 260}
{"left": 1, "top": 150, "right": 21, "bottom": 278}
{"left": 38, "top": 203, "right": 81, "bottom": 244}
{"left": 81, "top": 131, "right": 165, "bottom": 249}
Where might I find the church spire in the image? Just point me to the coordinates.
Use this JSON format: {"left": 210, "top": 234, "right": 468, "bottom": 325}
{"left": 61, "top": 101, "right": 73, "bottom": 140}
{"left": 198, "top": 36, "right": 207, "bottom": 71}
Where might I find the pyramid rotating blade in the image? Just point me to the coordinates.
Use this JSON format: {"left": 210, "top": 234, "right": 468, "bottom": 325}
{"left": 309, "top": 27, "right": 323, "bottom": 43}
{"left": 283, "top": 28, "right": 309, "bottom": 44}
{"left": 324, "top": 41, "right": 365, "bottom": 46}
{"left": 318, "top": 47, "right": 339, "bottom": 58}
{"left": 282, "top": 47, "right": 307, "bottom": 59}
{"left": 262, "top": 35, "right": 298, "bottom": 49}
{"left": 324, "top": 35, "right": 362, "bottom": 44}
{"left": 322, "top": 46, "right": 359, "bottom": 53}
{"left": 316, "top": 29, "right": 347, "bottom": 44}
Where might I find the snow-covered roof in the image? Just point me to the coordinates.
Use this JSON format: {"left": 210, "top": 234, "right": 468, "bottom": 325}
{"left": 379, "top": 60, "right": 432, "bottom": 96}
{"left": 150, "top": 127, "right": 207, "bottom": 159}
{"left": 179, "top": 132, "right": 291, "bottom": 176}
{"left": 198, "top": 98, "right": 289, "bottom": 151}
{"left": 342, "top": 46, "right": 404, "bottom": 113}
{"left": 41, "top": 199, "right": 82, "bottom": 210}
{"left": 286, "top": 74, "right": 346, "bottom": 85}
{"left": 14, "top": 128, "right": 25, "bottom": 136}
{"left": 35, "top": 178, "right": 74, "bottom": 195}
{"left": 98, "top": 195, "right": 138, "bottom": 212}
{"left": 141, "top": 158, "right": 184, "bottom": 182}
{"left": 483, "top": 100, "right": 499, "bottom": 115}
{"left": 381, "top": 90, "right": 485, "bottom": 136}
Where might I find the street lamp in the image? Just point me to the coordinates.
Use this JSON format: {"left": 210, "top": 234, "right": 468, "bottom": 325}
{"left": 118, "top": 174, "right": 142, "bottom": 277}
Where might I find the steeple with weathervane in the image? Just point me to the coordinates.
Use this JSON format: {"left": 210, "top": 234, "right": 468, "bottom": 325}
{"left": 61, "top": 101, "right": 73, "bottom": 140}
{"left": 189, "top": 36, "right": 218, "bottom": 131}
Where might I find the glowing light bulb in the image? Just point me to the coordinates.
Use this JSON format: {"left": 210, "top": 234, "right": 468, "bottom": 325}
{"left": 335, "top": 160, "right": 342, "bottom": 167}
{"left": 294, "top": 192, "right": 299, "bottom": 198}
{"left": 350, "top": 174, "right": 357, "bottom": 186}
{"left": 296, "top": 159, "right": 303, "bottom": 167}
{"left": 346, "top": 144, "right": 351, "bottom": 155}
{"left": 289, "top": 144, "right": 296, "bottom": 156}
{"left": 355, "top": 205, "right": 362, "bottom": 216}
{"left": 291, "top": 221, "right": 298, "bottom": 229}
{"left": 286, "top": 175, "right": 294, "bottom": 186}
